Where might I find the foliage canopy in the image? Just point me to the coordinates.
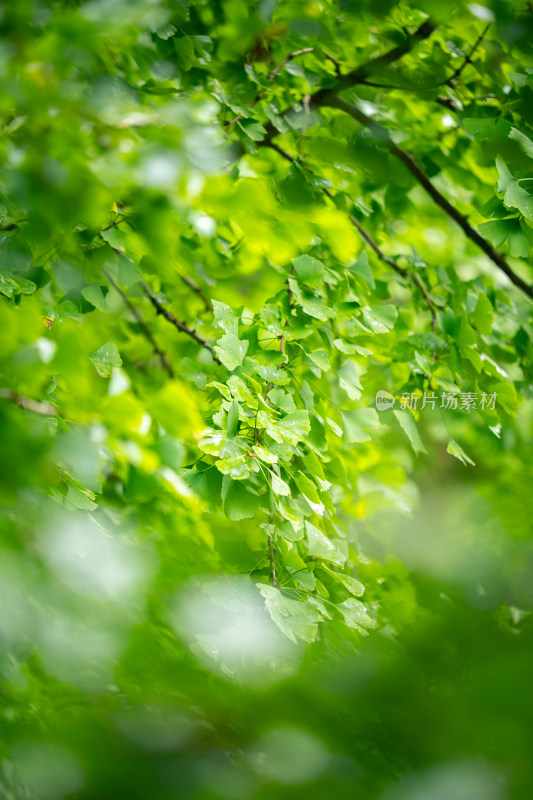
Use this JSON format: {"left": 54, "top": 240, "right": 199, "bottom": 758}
{"left": 1, "top": 0, "right": 533, "bottom": 798}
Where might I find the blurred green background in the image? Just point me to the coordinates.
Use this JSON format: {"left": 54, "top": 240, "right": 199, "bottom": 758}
{"left": 1, "top": 0, "right": 533, "bottom": 798}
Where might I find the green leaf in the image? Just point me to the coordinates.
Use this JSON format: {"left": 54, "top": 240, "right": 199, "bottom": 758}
{"left": 271, "top": 473, "right": 291, "bottom": 496}
{"left": 457, "top": 314, "right": 477, "bottom": 348}
{"left": 393, "top": 409, "right": 426, "bottom": 455}
{"left": 305, "top": 521, "right": 347, "bottom": 566}
{"left": 223, "top": 481, "right": 261, "bottom": 519}
{"left": 323, "top": 567, "right": 365, "bottom": 597}
{"left": 227, "top": 399, "right": 240, "bottom": 437}
{"left": 90, "top": 342, "right": 122, "bottom": 377}
{"left": 237, "top": 119, "right": 267, "bottom": 141}
{"left": 81, "top": 283, "right": 109, "bottom": 312}
{"left": 342, "top": 408, "right": 379, "bottom": 444}
{"left": 277, "top": 411, "right": 311, "bottom": 445}
{"left": 215, "top": 456, "right": 250, "bottom": 480}
{"left": 493, "top": 381, "right": 517, "bottom": 413}
{"left": 291, "top": 255, "right": 326, "bottom": 288}
{"left": 0, "top": 272, "right": 37, "bottom": 298}
{"left": 294, "top": 471, "right": 321, "bottom": 505}
{"left": 253, "top": 445, "right": 278, "bottom": 464}
{"left": 472, "top": 292, "right": 493, "bottom": 335}
{"left": 302, "top": 450, "right": 325, "bottom": 482}
{"left": 333, "top": 338, "right": 372, "bottom": 356}
{"left": 65, "top": 483, "right": 98, "bottom": 511}
{"left": 463, "top": 118, "right": 511, "bottom": 139}
{"left": 337, "top": 598, "right": 376, "bottom": 633}
{"left": 362, "top": 304, "right": 397, "bottom": 333}
{"left": 258, "top": 584, "right": 322, "bottom": 643}
{"left": 478, "top": 219, "right": 517, "bottom": 249}
{"left": 212, "top": 300, "right": 238, "bottom": 334}
{"left": 197, "top": 429, "right": 226, "bottom": 456}
{"left": 338, "top": 361, "right": 363, "bottom": 400}
{"left": 496, "top": 159, "right": 533, "bottom": 221}
{"left": 509, "top": 127, "right": 533, "bottom": 158}
{"left": 183, "top": 465, "right": 222, "bottom": 507}
{"left": 350, "top": 250, "right": 375, "bottom": 289}
{"left": 447, "top": 439, "right": 476, "bottom": 466}
{"left": 214, "top": 334, "right": 248, "bottom": 371}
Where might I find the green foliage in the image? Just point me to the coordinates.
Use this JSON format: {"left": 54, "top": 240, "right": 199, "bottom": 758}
{"left": 1, "top": 0, "right": 533, "bottom": 798}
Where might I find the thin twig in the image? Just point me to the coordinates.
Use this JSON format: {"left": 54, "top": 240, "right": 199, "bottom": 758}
{"left": 225, "top": 47, "right": 315, "bottom": 130}
{"left": 442, "top": 23, "right": 490, "bottom": 86}
{"left": 268, "top": 534, "right": 277, "bottom": 587}
{"left": 141, "top": 281, "right": 221, "bottom": 363}
{"left": 261, "top": 20, "right": 436, "bottom": 149}
{"left": 0, "top": 389, "right": 57, "bottom": 416}
{"left": 105, "top": 272, "right": 174, "bottom": 377}
{"left": 256, "top": 20, "right": 532, "bottom": 297}
{"left": 323, "top": 50, "right": 342, "bottom": 78}
{"left": 345, "top": 207, "right": 439, "bottom": 331}
{"left": 179, "top": 274, "right": 213, "bottom": 312}
{"left": 337, "top": 21, "right": 436, "bottom": 89}
{"left": 268, "top": 47, "right": 314, "bottom": 81}
{"left": 267, "top": 505, "right": 278, "bottom": 587}
{"left": 269, "top": 142, "right": 440, "bottom": 326}
{"left": 321, "top": 95, "right": 533, "bottom": 299}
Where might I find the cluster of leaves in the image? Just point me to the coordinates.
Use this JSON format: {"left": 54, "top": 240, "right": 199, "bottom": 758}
{"left": 1, "top": 0, "right": 533, "bottom": 798}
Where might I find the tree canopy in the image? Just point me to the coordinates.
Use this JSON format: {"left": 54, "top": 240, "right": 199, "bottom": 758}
{"left": 1, "top": 0, "right": 533, "bottom": 798}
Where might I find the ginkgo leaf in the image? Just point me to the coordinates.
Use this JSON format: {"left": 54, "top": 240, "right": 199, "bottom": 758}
{"left": 215, "top": 334, "right": 248, "bottom": 371}
{"left": 447, "top": 439, "right": 476, "bottom": 466}
{"left": 90, "top": 342, "right": 122, "bottom": 377}
{"left": 271, "top": 473, "right": 291, "bottom": 496}
{"left": 258, "top": 584, "right": 322, "bottom": 643}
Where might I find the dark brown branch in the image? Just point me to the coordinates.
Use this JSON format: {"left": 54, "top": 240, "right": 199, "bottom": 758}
{"left": 269, "top": 143, "right": 440, "bottom": 327}
{"left": 322, "top": 50, "right": 342, "bottom": 79}
{"left": 179, "top": 274, "right": 213, "bottom": 312}
{"left": 268, "top": 47, "right": 314, "bottom": 81}
{"left": 238, "top": 21, "right": 531, "bottom": 297}
{"left": 355, "top": 81, "right": 463, "bottom": 115}
{"left": 443, "top": 23, "right": 490, "bottom": 86}
{"left": 141, "top": 282, "right": 221, "bottom": 363}
{"left": 262, "top": 20, "right": 436, "bottom": 145}
{"left": 345, "top": 207, "right": 438, "bottom": 331}
{"left": 336, "top": 20, "right": 436, "bottom": 90}
{"left": 435, "top": 95, "right": 462, "bottom": 112}
{"left": 231, "top": 22, "right": 435, "bottom": 135}
{"left": 360, "top": 23, "right": 490, "bottom": 93}
{"left": 105, "top": 272, "right": 174, "bottom": 378}
{"left": 319, "top": 95, "right": 533, "bottom": 299}
{"left": 268, "top": 47, "right": 341, "bottom": 82}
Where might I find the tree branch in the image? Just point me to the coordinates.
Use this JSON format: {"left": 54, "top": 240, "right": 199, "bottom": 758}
{"left": 0, "top": 389, "right": 57, "bottom": 416}
{"left": 268, "top": 142, "right": 440, "bottom": 327}
{"left": 179, "top": 273, "right": 213, "bottom": 312}
{"left": 141, "top": 282, "right": 221, "bottom": 364}
{"left": 268, "top": 47, "right": 314, "bottom": 81}
{"left": 105, "top": 272, "right": 175, "bottom": 378}
{"left": 247, "top": 21, "right": 532, "bottom": 298}
{"left": 262, "top": 20, "right": 436, "bottom": 147}
{"left": 313, "top": 94, "right": 533, "bottom": 299}
{"left": 230, "top": 22, "right": 436, "bottom": 135}
{"left": 344, "top": 206, "right": 439, "bottom": 332}
{"left": 335, "top": 20, "right": 437, "bottom": 90}
{"left": 442, "top": 23, "right": 490, "bottom": 86}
